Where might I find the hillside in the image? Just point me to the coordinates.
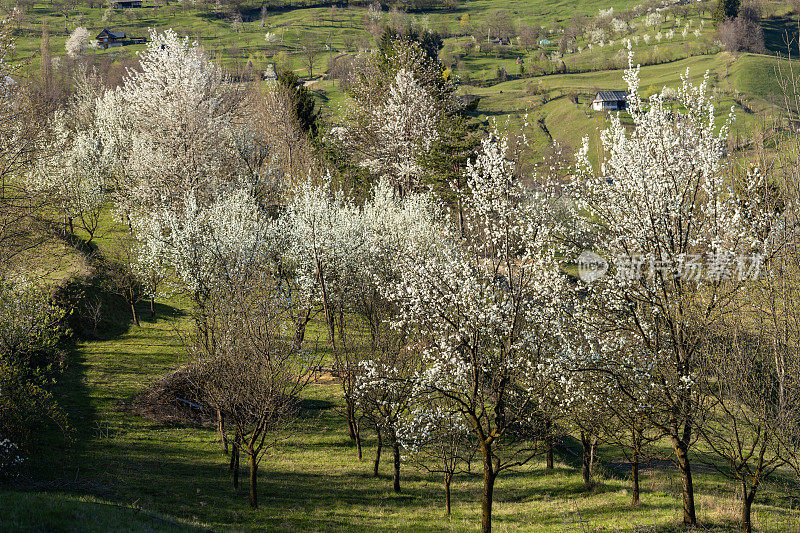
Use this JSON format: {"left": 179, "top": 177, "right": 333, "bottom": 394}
{"left": 4, "top": 0, "right": 800, "bottom": 532}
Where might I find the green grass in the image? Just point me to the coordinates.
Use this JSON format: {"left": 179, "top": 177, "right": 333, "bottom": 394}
{"left": 0, "top": 491, "right": 204, "bottom": 532}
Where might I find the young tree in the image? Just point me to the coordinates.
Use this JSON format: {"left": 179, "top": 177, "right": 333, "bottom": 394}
{"left": 354, "top": 344, "right": 417, "bottom": 493}
{"left": 191, "top": 274, "right": 317, "bottom": 508}
{"left": 398, "top": 401, "right": 475, "bottom": 514}
{"left": 569, "top": 48, "right": 780, "bottom": 525}
{"left": 700, "top": 308, "right": 787, "bottom": 533}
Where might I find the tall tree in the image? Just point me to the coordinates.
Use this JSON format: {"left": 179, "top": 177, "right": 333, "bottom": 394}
{"left": 382, "top": 133, "right": 569, "bottom": 533}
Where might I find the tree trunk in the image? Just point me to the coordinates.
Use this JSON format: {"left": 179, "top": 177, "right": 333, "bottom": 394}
{"left": 672, "top": 437, "right": 697, "bottom": 525}
{"left": 581, "top": 431, "right": 592, "bottom": 488}
{"left": 231, "top": 443, "right": 240, "bottom": 489}
{"left": 292, "top": 308, "right": 311, "bottom": 351}
{"left": 391, "top": 433, "right": 401, "bottom": 493}
{"left": 150, "top": 295, "right": 156, "bottom": 319}
{"left": 741, "top": 484, "right": 756, "bottom": 533}
{"left": 217, "top": 409, "right": 228, "bottom": 455}
{"left": 346, "top": 399, "right": 357, "bottom": 441}
{"left": 631, "top": 452, "right": 640, "bottom": 506}
{"left": 249, "top": 451, "right": 258, "bottom": 508}
{"left": 545, "top": 418, "right": 554, "bottom": 471}
{"left": 445, "top": 473, "right": 452, "bottom": 515}
{"left": 355, "top": 418, "right": 362, "bottom": 460}
{"left": 130, "top": 302, "right": 140, "bottom": 326}
{"left": 481, "top": 444, "right": 497, "bottom": 533}
{"left": 374, "top": 427, "right": 382, "bottom": 477}
{"left": 589, "top": 435, "right": 598, "bottom": 476}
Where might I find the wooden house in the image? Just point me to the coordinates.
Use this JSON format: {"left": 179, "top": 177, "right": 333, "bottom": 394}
{"left": 96, "top": 29, "right": 126, "bottom": 49}
{"left": 591, "top": 91, "right": 628, "bottom": 111}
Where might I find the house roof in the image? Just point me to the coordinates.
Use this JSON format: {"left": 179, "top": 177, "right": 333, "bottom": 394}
{"left": 97, "top": 28, "right": 126, "bottom": 39}
{"left": 594, "top": 90, "right": 628, "bottom": 102}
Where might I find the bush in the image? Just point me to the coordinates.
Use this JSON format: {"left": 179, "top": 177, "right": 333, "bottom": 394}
{"left": 0, "top": 280, "right": 65, "bottom": 366}
{"left": 717, "top": 17, "right": 765, "bottom": 53}
{"left": 0, "top": 358, "right": 68, "bottom": 447}
{"left": 0, "top": 280, "right": 69, "bottom": 448}
{"left": 0, "top": 438, "right": 24, "bottom": 482}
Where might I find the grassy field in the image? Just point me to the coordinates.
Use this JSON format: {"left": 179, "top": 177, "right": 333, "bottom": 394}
{"left": 9, "top": 0, "right": 798, "bottom": 160}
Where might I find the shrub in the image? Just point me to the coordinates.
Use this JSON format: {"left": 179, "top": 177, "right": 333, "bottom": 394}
{"left": 0, "top": 438, "right": 24, "bottom": 482}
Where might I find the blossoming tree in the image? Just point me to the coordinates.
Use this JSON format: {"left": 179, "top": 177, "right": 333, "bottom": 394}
{"left": 569, "top": 47, "right": 780, "bottom": 525}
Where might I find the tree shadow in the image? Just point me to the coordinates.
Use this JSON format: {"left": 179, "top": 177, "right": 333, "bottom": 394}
{"left": 762, "top": 16, "right": 800, "bottom": 55}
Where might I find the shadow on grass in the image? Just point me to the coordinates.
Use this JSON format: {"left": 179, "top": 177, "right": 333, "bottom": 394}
{"left": 762, "top": 16, "right": 800, "bottom": 56}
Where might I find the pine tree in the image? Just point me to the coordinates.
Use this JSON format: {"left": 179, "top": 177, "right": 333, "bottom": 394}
{"left": 277, "top": 70, "right": 320, "bottom": 137}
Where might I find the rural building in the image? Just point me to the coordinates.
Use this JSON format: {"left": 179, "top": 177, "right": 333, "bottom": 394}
{"left": 112, "top": 0, "right": 142, "bottom": 7}
{"left": 96, "top": 29, "right": 127, "bottom": 49}
{"left": 591, "top": 90, "right": 628, "bottom": 111}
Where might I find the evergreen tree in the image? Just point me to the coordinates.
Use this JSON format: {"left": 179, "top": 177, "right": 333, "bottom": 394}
{"left": 277, "top": 70, "right": 320, "bottom": 137}
{"left": 713, "top": 0, "right": 740, "bottom": 23}
{"left": 420, "top": 115, "right": 480, "bottom": 235}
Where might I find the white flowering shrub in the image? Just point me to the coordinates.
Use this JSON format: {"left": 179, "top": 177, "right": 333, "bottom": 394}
{"left": 65, "top": 27, "right": 91, "bottom": 59}
{"left": 611, "top": 18, "right": 628, "bottom": 34}
{"left": 0, "top": 279, "right": 65, "bottom": 362}
{"left": 0, "top": 438, "right": 23, "bottom": 482}
{"left": 588, "top": 28, "right": 606, "bottom": 44}
{"left": 645, "top": 11, "right": 663, "bottom": 28}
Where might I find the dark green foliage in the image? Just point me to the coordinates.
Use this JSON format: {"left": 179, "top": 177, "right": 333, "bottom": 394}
{"left": 277, "top": 70, "right": 320, "bottom": 137}
{"left": 0, "top": 358, "right": 68, "bottom": 449}
{"left": 379, "top": 26, "right": 443, "bottom": 64}
{"left": 421, "top": 115, "right": 481, "bottom": 229}
{"left": 713, "top": 0, "right": 740, "bottom": 23}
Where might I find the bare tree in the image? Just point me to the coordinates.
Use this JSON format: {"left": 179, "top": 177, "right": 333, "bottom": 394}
{"left": 700, "top": 311, "right": 787, "bottom": 533}
{"left": 190, "top": 268, "right": 319, "bottom": 508}
{"left": 299, "top": 33, "right": 320, "bottom": 79}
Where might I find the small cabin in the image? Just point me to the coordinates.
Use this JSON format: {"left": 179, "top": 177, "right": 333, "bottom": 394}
{"left": 591, "top": 90, "right": 628, "bottom": 111}
{"left": 96, "top": 29, "right": 126, "bottom": 49}
{"left": 113, "top": 0, "right": 142, "bottom": 7}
